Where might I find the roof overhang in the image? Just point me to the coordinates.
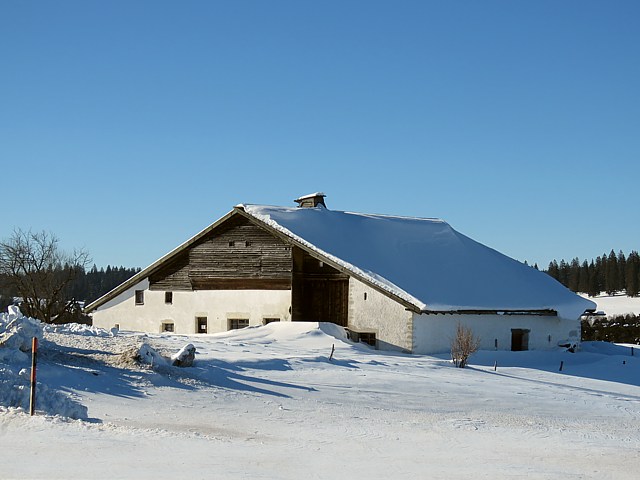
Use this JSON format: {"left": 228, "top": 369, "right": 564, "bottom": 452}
{"left": 420, "top": 309, "right": 558, "bottom": 316}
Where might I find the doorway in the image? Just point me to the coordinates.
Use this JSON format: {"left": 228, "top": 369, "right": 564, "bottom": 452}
{"left": 511, "top": 329, "right": 530, "bottom": 351}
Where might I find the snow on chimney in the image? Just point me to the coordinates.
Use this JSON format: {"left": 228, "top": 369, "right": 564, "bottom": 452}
{"left": 294, "top": 192, "right": 327, "bottom": 208}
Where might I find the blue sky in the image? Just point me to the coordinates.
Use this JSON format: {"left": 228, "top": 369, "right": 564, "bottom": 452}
{"left": 1, "top": 1, "right": 638, "bottom": 270}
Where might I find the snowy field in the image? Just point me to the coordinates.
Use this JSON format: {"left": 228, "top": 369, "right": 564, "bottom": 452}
{"left": 579, "top": 292, "right": 640, "bottom": 317}
{"left": 1, "top": 309, "right": 640, "bottom": 479}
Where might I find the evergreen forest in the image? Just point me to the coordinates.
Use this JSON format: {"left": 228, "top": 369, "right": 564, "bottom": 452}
{"left": 543, "top": 249, "right": 640, "bottom": 297}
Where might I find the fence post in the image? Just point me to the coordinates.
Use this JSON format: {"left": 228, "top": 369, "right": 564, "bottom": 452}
{"left": 30, "top": 337, "right": 38, "bottom": 416}
{"left": 559, "top": 360, "right": 564, "bottom": 372}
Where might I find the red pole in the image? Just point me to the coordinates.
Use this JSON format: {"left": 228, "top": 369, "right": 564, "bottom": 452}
{"left": 30, "top": 337, "right": 38, "bottom": 416}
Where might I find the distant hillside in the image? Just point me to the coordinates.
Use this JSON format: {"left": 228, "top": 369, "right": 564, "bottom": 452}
{"left": 579, "top": 293, "right": 640, "bottom": 317}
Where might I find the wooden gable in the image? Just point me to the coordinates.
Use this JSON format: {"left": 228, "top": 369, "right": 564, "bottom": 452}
{"left": 149, "top": 214, "right": 293, "bottom": 291}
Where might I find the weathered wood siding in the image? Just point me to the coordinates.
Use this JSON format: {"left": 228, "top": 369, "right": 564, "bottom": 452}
{"left": 148, "top": 252, "right": 190, "bottom": 291}
{"left": 149, "top": 215, "right": 293, "bottom": 291}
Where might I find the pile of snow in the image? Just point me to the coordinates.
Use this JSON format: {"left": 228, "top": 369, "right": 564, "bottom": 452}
{"left": 43, "top": 322, "right": 117, "bottom": 337}
{"left": 0, "top": 306, "right": 42, "bottom": 362}
{"left": 136, "top": 342, "right": 198, "bottom": 369}
{"left": 136, "top": 343, "right": 169, "bottom": 368}
{"left": 0, "top": 307, "right": 87, "bottom": 419}
{"left": 171, "top": 343, "right": 196, "bottom": 367}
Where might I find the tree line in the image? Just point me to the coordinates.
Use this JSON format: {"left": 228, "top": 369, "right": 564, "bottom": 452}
{"left": 0, "top": 228, "right": 140, "bottom": 322}
{"left": 0, "top": 264, "right": 140, "bottom": 319}
{"left": 544, "top": 249, "right": 640, "bottom": 297}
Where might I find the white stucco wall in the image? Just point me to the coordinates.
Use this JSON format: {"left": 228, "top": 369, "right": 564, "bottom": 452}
{"left": 348, "top": 277, "right": 413, "bottom": 352}
{"left": 91, "top": 278, "right": 292, "bottom": 334}
{"left": 412, "top": 313, "right": 581, "bottom": 355}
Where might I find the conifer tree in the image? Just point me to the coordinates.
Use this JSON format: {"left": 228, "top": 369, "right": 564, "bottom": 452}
{"left": 626, "top": 251, "right": 640, "bottom": 297}
{"left": 605, "top": 250, "right": 619, "bottom": 295}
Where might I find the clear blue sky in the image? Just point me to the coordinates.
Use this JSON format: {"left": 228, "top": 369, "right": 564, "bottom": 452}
{"left": 1, "top": 1, "right": 638, "bottom": 270}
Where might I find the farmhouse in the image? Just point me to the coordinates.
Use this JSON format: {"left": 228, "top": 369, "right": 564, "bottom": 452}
{"left": 86, "top": 193, "right": 596, "bottom": 354}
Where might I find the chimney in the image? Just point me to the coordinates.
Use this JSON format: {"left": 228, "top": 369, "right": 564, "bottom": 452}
{"left": 294, "top": 192, "right": 326, "bottom": 208}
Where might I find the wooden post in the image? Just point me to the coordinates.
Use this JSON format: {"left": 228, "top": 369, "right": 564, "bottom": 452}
{"left": 493, "top": 361, "right": 497, "bottom": 371}
{"left": 494, "top": 339, "right": 498, "bottom": 351}
{"left": 329, "top": 344, "right": 335, "bottom": 362}
{"left": 559, "top": 360, "right": 563, "bottom": 372}
{"left": 30, "top": 337, "right": 38, "bottom": 416}
{"left": 632, "top": 347, "right": 634, "bottom": 357}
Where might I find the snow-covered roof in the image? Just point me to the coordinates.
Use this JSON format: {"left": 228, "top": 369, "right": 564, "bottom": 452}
{"left": 241, "top": 204, "right": 596, "bottom": 319}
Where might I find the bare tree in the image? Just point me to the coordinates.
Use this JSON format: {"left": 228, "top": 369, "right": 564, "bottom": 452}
{"left": 451, "top": 322, "right": 480, "bottom": 368}
{"left": 0, "top": 229, "right": 90, "bottom": 323}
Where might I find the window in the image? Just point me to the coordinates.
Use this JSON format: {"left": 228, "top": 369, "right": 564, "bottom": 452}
{"left": 161, "top": 322, "right": 174, "bottom": 333}
{"left": 165, "top": 292, "right": 173, "bottom": 304}
{"left": 135, "top": 290, "right": 144, "bottom": 305}
{"left": 245, "top": 240, "right": 251, "bottom": 247}
{"left": 228, "top": 241, "right": 235, "bottom": 247}
{"left": 229, "top": 318, "right": 249, "bottom": 330}
{"left": 263, "top": 318, "right": 280, "bottom": 325}
{"left": 196, "top": 317, "right": 208, "bottom": 333}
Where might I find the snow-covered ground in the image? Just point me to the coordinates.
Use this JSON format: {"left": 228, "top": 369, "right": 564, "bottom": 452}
{"left": 1, "top": 310, "right": 640, "bottom": 479}
{"left": 579, "top": 292, "right": 640, "bottom": 317}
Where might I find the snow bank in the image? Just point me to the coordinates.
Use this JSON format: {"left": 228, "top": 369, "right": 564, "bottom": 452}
{"left": 43, "top": 322, "right": 116, "bottom": 337}
{"left": 0, "top": 365, "right": 87, "bottom": 419}
{"left": 0, "top": 306, "right": 42, "bottom": 362}
{"left": 212, "top": 321, "right": 349, "bottom": 346}
{"left": 0, "top": 307, "right": 87, "bottom": 419}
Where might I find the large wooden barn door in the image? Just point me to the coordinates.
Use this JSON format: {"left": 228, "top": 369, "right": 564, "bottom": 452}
{"left": 292, "top": 248, "right": 349, "bottom": 326}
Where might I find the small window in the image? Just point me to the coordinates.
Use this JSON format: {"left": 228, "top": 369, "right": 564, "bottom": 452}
{"left": 263, "top": 318, "right": 280, "bottom": 325}
{"left": 165, "top": 292, "right": 173, "bottom": 304}
{"left": 228, "top": 241, "right": 235, "bottom": 247}
{"left": 229, "top": 318, "right": 249, "bottom": 330}
{"left": 135, "top": 290, "right": 144, "bottom": 305}
{"left": 245, "top": 240, "right": 251, "bottom": 247}
{"left": 196, "top": 317, "right": 208, "bottom": 333}
{"left": 162, "top": 322, "right": 174, "bottom": 333}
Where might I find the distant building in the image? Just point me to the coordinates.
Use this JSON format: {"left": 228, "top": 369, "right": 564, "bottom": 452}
{"left": 85, "top": 193, "right": 595, "bottom": 354}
